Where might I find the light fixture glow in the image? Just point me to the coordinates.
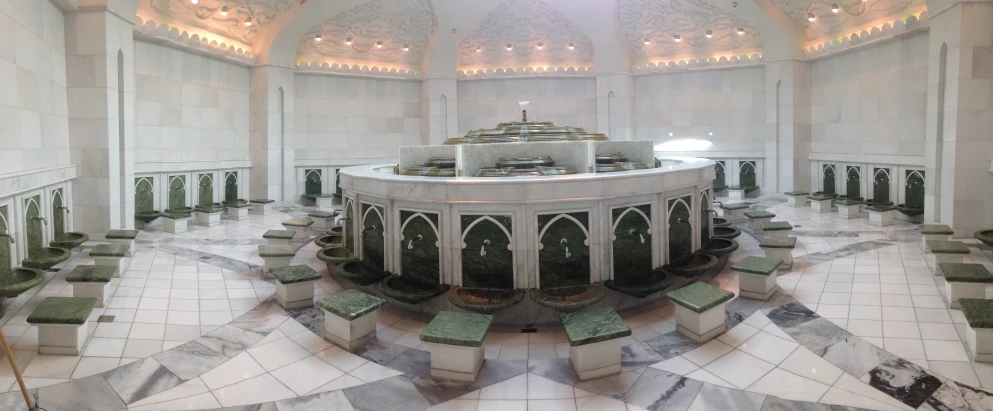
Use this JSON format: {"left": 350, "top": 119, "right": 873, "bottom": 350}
{"left": 315, "top": 34, "right": 322, "bottom": 42}
{"left": 191, "top": 0, "right": 198, "bottom": 4}
{"left": 831, "top": 4, "right": 839, "bottom": 12}
{"left": 506, "top": 43, "right": 513, "bottom": 50}
{"left": 705, "top": 30, "right": 713, "bottom": 38}
{"left": 536, "top": 42, "right": 544, "bottom": 49}
{"left": 669, "top": 132, "right": 674, "bottom": 136}
{"left": 569, "top": 42, "right": 575, "bottom": 50}
{"left": 673, "top": 35, "right": 681, "bottom": 42}
{"left": 220, "top": 6, "right": 228, "bottom": 15}
{"left": 808, "top": 13, "right": 816, "bottom": 21}
{"left": 244, "top": 17, "right": 252, "bottom": 26}
{"left": 475, "top": 45, "right": 481, "bottom": 52}
{"left": 376, "top": 40, "right": 383, "bottom": 48}
{"left": 709, "top": 132, "right": 713, "bottom": 136}
{"left": 403, "top": 44, "right": 409, "bottom": 51}
{"left": 345, "top": 37, "right": 353, "bottom": 45}
{"left": 737, "top": 27, "right": 745, "bottom": 35}
{"left": 654, "top": 139, "right": 713, "bottom": 152}
{"left": 644, "top": 37, "right": 651, "bottom": 45}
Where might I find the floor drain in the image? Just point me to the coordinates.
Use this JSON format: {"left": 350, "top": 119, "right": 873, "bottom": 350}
{"left": 97, "top": 315, "right": 115, "bottom": 322}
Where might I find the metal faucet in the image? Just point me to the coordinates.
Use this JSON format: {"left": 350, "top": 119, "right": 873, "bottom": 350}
{"left": 362, "top": 225, "right": 377, "bottom": 232}
{"left": 0, "top": 233, "right": 13, "bottom": 244}
{"left": 56, "top": 205, "right": 70, "bottom": 214}
{"left": 706, "top": 209, "right": 718, "bottom": 217}
{"left": 31, "top": 217, "right": 47, "bottom": 225}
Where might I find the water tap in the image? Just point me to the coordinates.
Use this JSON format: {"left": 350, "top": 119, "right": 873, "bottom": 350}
{"left": 31, "top": 217, "right": 47, "bottom": 225}
{"left": 480, "top": 239, "right": 490, "bottom": 256}
{"left": 560, "top": 238, "right": 571, "bottom": 258}
{"left": 0, "top": 233, "right": 13, "bottom": 244}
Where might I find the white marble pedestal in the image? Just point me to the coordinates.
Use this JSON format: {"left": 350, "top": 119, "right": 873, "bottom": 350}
{"left": 37, "top": 323, "right": 88, "bottom": 355}
{"left": 163, "top": 217, "right": 190, "bottom": 234}
{"left": 786, "top": 195, "right": 808, "bottom": 207}
{"left": 728, "top": 189, "right": 744, "bottom": 200}
{"left": 275, "top": 280, "right": 317, "bottom": 309}
{"left": 251, "top": 203, "right": 272, "bottom": 214}
{"left": 967, "top": 325, "right": 993, "bottom": 362}
{"left": 763, "top": 248, "right": 793, "bottom": 270}
{"left": 945, "top": 281, "right": 985, "bottom": 309}
{"left": 837, "top": 204, "right": 860, "bottom": 219}
{"left": 316, "top": 197, "right": 334, "bottom": 209}
{"left": 739, "top": 272, "right": 778, "bottom": 300}
{"left": 674, "top": 302, "right": 728, "bottom": 343}
{"left": 324, "top": 311, "right": 378, "bottom": 351}
{"left": 226, "top": 207, "right": 249, "bottom": 220}
{"left": 811, "top": 199, "right": 833, "bottom": 213}
{"left": 424, "top": 342, "right": 485, "bottom": 382}
{"left": 71, "top": 283, "right": 110, "bottom": 308}
{"left": 94, "top": 256, "right": 127, "bottom": 277}
{"left": 570, "top": 339, "right": 622, "bottom": 380}
{"left": 869, "top": 210, "right": 894, "bottom": 227}
{"left": 196, "top": 211, "right": 221, "bottom": 227}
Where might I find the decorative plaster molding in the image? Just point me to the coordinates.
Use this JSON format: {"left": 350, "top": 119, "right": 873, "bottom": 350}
{"left": 134, "top": 17, "right": 258, "bottom": 65}
{"left": 457, "top": 0, "right": 595, "bottom": 71}
{"left": 296, "top": 0, "right": 436, "bottom": 71}
{"left": 616, "top": 0, "right": 763, "bottom": 66}
{"left": 768, "top": 0, "right": 925, "bottom": 42}
{"left": 630, "top": 54, "right": 764, "bottom": 73}
{"left": 295, "top": 62, "right": 422, "bottom": 80}
{"left": 802, "top": 12, "right": 928, "bottom": 58}
{"left": 143, "top": 0, "right": 296, "bottom": 46}
{"left": 457, "top": 66, "right": 595, "bottom": 79}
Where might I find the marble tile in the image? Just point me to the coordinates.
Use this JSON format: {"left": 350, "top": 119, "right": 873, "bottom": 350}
{"left": 762, "top": 394, "right": 864, "bottom": 411}
{"left": 747, "top": 368, "right": 829, "bottom": 402}
{"left": 527, "top": 358, "right": 580, "bottom": 387}
{"left": 479, "top": 373, "right": 527, "bottom": 400}
{"left": 472, "top": 359, "right": 527, "bottom": 389}
{"left": 0, "top": 388, "right": 37, "bottom": 411}
{"left": 128, "top": 377, "right": 210, "bottom": 408}
{"left": 274, "top": 389, "right": 355, "bottom": 411}
{"left": 151, "top": 340, "right": 229, "bottom": 380}
{"left": 686, "top": 384, "right": 766, "bottom": 411}
{"left": 622, "top": 368, "right": 703, "bottom": 411}
{"left": 649, "top": 356, "right": 699, "bottom": 375}
{"left": 785, "top": 318, "right": 851, "bottom": 353}
{"left": 643, "top": 331, "right": 701, "bottom": 360}
{"left": 270, "top": 355, "right": 345, "bottom": 396}
{"left": 385, "top": 348, "right": 431, "bottom": 377}
{"left": 246, "top": 337, "right": 312, "bottom": 371}
{"left": 703, "top": 350, "right": 775, "bottom": 389}
{"left": 527, "top": 373, "right": 575, "bottom": 400}
{"left": 343, "top": 376, "right": 431, "bottom": 411}
{"left": 35, "top": 376, "right": 125, "bottom": 411}
{"left": 764, "top": 303, "right": 819, "bottom": 329}
{"left": 350, "top": 361, "right": 404, "bottom": 382}
{"left": 198, "top": 324, "right": 266, "bottom": 358}
{"left": 212, "top": 374, "right": 296, "bottom": 407}
{"left": 920, "top": 380, "right": 993, "bottom": 410}
{"left": 200, "top": 352, "right": 267, "bottom": 390}
{"left": 682, "top": 340, "right": 733, "bottom": 367}
{"left": 228, "top": 310, "right": 289, "bottom": 335}
{"left": 738, "top": 331, "right": 799, "bottom": 365}
{"left": 622, "top": 342, "right": 666, "bottom": 370}
{"left": 865, "top": 358, "right": 942, "bottom": 408}
{"left": 831, "top": 373, "right": 915, "bottom": 410}
{"left": 777, "top": 347, "right": 845, "bottom": 385}
{"left": 819, "top": 336, "right": 897, "bottom": 377}
{"left": 716, "top": 323, "right": 760, "bottom": 347}
{"left": 352, "top": 338, "right": 410, "bottom": 366}
{"left": 130, "top": 392, "right": 222, "bottom": 410}
{"left": 100, "top": 357, "right": 184, "bottom": 404}
{"left": 725, "top": 297, "right": 766, "bottom": 330}
{"left": 572, "top": 369, "right": 642, "bottom": 398}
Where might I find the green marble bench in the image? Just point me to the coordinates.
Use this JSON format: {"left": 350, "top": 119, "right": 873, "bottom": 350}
{"left": 727, "top": 185, "right": 759, "bottom": 199}
{"left": 259, "top": 245, "right": 294, "bottom": 273}
{"left": 560, "top": 307, "right": 632, "bottom": 380}
{"left": 90, "top": 244, "right": 130, "bottom": 274}
{"left": 743, "top": 210, "right": 775, "bottom": 231}
{"left": 308, "top": 210, "right": 338, "bottom": 229}
{"left": 733, "top": 256, "right": 784, "bottom": 300}
{"left": 719, "top": 203, "right": 749, "bottom": 223}
{"left": 920, "top": 224, "right": 954, "bottom": 248}
{"left": 270, "top": 265, "right": 322, "bottom": 309}
{"left": 105, "top": 229, "right": 138, "bottom": 255}
{"left": 759, "top": 236, "right": 796, "bottom": 270}
{"left": 760, "top": 221, "right": 793, "bottom": 237}
{"left": 926, "top": 240, "right": 971, "bottom": 274}
{"left": 282, "top": 219, "right": 314, "bottom": 234}
{"left": 665, "top": 282, "right": 735, "bottom": 343}
{"left": 27, "top": 297, "right": 97, "bottom": 355}
{"left": 66, "top": 265, "right": 116, "bottom": 307}
{"left": 250, "top": 199, "right": 274, "bottom": 214}
{"left": 937, "top": 263, "right": 993, "bottom": 309}
{"left": 263, "top": 229, "right": 297, "bottom": 245}
{"left": 303, "top": 194, "right": 335, "bottom": 209}
{"left": 317, "top": 290, "right": 386, "bottom": 351}
{"left": 420, "top": 311, "right": 493, "bottom": 382}
{"left": 959, "top": 299, "right": 993, "bottom": 362}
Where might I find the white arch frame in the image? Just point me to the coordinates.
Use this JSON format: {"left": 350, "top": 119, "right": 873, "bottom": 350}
{"left": 907, "top": 170, "right": 925, "bottom": 182}
{"left": 360, "top": 203, "right": 387, "bottom": 268}
{"left": 458, "top": 215, "right": 515, "bottom": 288}
{"left": 535, "top": 212, "right": 591, "bottom": 289}
{"left": 23, "top": 196, "right": 43, "bottom": 254}
{"left": 461, "top": 216, "right": 513, "bottom": 247}
{"left": 610, "top": 206, "right": 652, "bottom": 238}
{"left": 51, "top": 188, "right": 65, "bottom": 237}
{"left": 608, "top": 204, "right": 653, "bottom": 281}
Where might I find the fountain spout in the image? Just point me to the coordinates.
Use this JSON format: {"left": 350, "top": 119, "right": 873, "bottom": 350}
{"left": 480, "top": 239, "right": 490, "bottom": 256}
{"left": 0, "top": 233, "right": 13, "bottom": 244}
{"left": 560, "top": 238, "right": 571, "bottom": 258}
{"left": 31, "top": 217, "right": 47, "bottom": 225}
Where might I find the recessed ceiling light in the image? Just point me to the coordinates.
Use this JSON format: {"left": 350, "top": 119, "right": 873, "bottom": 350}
{"left": 737, "top": 27, "right": 745, "bottom": 35}
{"left": 315, "top": 34, "right": 322, "bottom": 42}
{"left": 506, "top": 43, "right": 512, "bottom": 50}
{"left": 191, "top": 0, "right": 198, "bottom": 4}
{"left": 705, "top": 30, "right": 713, "bottom": 38}
{"left": 568, "top": 42, "right": 575, "bottom": 50}
{"left": 674, "top": 35, "right": 681, "bottom": 42}
{"left": 345, "top": 37, "right": 352, "bottom": 45}
{"left": 669, "top": 132, "right": 674, "bottom": 136}
{"left": 476, "top": 45, "right": 481, "bottom": 52}
{"left": 808, "top": 13, "right": 816, "bottom": 21}
{"left": 376, "top": 40, "right": 383, "bottom": 48}
{"left": 536, "top": 42, "right": 543, "bottom": 49}
{"left": 244, "top": 17, "right": 252, "bottom": 26}
{"left": 403, "top": 44, "right": 409, "bottom": 51}
{"left": 644, "top": 37, "right": 651, "bottom": 45}
{"left": 220, "top": 6, "right": 228, "bottom": 15}
{"left": 831, "top": 3, "right": 839, "bottom": 12}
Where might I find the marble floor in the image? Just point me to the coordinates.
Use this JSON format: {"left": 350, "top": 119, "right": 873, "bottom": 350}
{"left": 0, "top": 197, "right": 991, "bottom": 410}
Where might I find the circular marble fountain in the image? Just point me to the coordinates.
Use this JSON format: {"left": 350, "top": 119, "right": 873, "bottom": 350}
{"left": 335, "top": 120, "right": 723, "bottom": 326}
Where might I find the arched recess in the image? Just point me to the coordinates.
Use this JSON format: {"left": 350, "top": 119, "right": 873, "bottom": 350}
{"left": 822, "top": 164, "right": 836, "bottom": 194}
{"left": 611, "top": 205, "right": 652, "bottom": 281}
{"left": 537, "top": 212, "right": 590, "bottom": 289}
{"left": 846, "top": 166, "right": 861, "bottom": 199}
{"left": 24, "top": 196, "right": 43, "bottom": 258}
{"left": 224, "top": 172, "right": 239, "bottom": 203}
{"left": 361, "top": 204, "right": 387, "bottom": 271}
{"left": 460, "top": 215, "right": 514, "bottom": 289}
{"left": 198, "top": 173, "right": 214, "bottom": 206}
{"left": 399, "top": 211, "right": 442, "bottom": 284}
{"left": 667, "top": 197, "right": 693, "bottom": 263}
{"left": 52, "top": 189, "right": 66, "bottom": 240}
{"left": 0, "top": 206, "right": 10, "bottom": 273}
{"left": 168, "top": 176, "right": 187, "bottom": 210}
{"left": 135, "top": 178, "right": 154, "bottom": 213}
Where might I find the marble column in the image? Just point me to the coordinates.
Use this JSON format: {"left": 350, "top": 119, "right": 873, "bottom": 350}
{"left": 924, "top": 1, "right": 993, "bottom": 235}
{"left": 249, "top": 65, "right": 295, "bottom": 202}
{"left": 596, "top": 73, "right": 635, "bottom": 140}
{"left": 420, "top": 77, "right": 458, "bottom": 145}
{"left": 65, "top": 7, "right": 136, "bottom": 236}
{"left": 764, "top": 59, "right": 812, "bottom": 193}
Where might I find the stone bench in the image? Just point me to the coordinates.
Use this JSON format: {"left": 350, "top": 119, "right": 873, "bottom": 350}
{"left": 760, "top": 221, "right": 793, "bottom": 238}
{"left": 420, "top": 311, "right": 493, "bottom": 382}
{"left": 727, "top": 185, "right": 759, "bottom": 200}
{"left": 224, "top": 201, "right": 250, "bottom": 220}
{"left": 282, "top": 219, "right": 314, "bottom": 235}
{"left": 250, "top": 199, "right": 274, "bottom": 214}
{"left": 66, "top": 265, "right": 115, "bottom": 307}
{"left": 759, "top": 236, "right": 796, "bottom": 270}
{"left": 308, "top": 211, "right": 338, "bottom": 230}
{"left": 809, "top": 195, "right": 833, "bottom": 214}
{"left": 194, "top": 204, "right": 224, "bottom": 227}
{"left": 785, "top": 191, "right": 808, "bottom": 207}
{"left": 90, "top": 244, "right": 130, "bottom": 275}
{"left": 271, "top": 265, "right": 322, "bottom": 309}
{"left": 920, "top": 224, "right": 954, "bottom": 250}
{"left": 836, "top": 198, "right": 863, "bottom": 219}
{"left": 316, "top": 290, "right": 386, "bottom": 351}
{"left": 937, "top": 263, "right": 993, "bottom": 309}
{"left": 733, "top": 256, "right": 784, "bottom": 300}
{"left": 925, "top": 240, "right": 970, "bottom": 268}
{"left": 719, "top": 203, "right": 749, "bottom": 223}
{"left": 868, "top": 205, "right": 896, "bottom": 227}
{"left": 162, "top": 213, "right": 191, "bottom": 234}
{"left": 959, "top": 299, "right": 993, "bottom": 362}
{"left": 259, "top": 245, "right": 294, "bottom": 273}
{"left": 27, "top": 297, "right": 97, "bottom": 355}
{"left": 561, "top": 307, "right": 631, "bottom": 380}
{"left": 665, "top": 282, "right": 734, "bottom": 343}
{"left": 304, "top": 194, "right": 336, "bottom": 209}
{"left": 105, "top": 229, "right": 138, "bottom": 256}
{"left": 263, "top": 229, "right": 296, "bottom": 246}
{"left": 743, "top": 210, "right": 775, "bottom": 232}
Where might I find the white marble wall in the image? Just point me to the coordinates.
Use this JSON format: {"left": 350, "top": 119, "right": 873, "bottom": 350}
{"left": 809, "top": 32, "right": 929, "bottom": 161}
{"left": 0, "top": 0, "right": 70, "bottom": 176}
{"left": 457, "top": 77, "right": 598, "bottom": 135}
{"left": 633, "top": 66, "right": 769, "bottom": 157}
{"left": 293, "top": 74, "right": 421, "bottom": 164}
{"left": 134, "top": 41, "right": 251, "bottom": 165}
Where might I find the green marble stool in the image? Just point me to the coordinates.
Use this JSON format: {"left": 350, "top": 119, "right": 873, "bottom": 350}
{"left": 937, "top": 263, "right": 993, "bottom": 309}
{"left": 420, "top": 311, "right": 493, "bottom": 382}
{"left": 665, "top": 282, "right": 735, "bottom": 343}
{"left": 27, "top": 297, "right": 97, "bottom": 355}
{"left": 259, "top": 245, "right": 295, "bottom": 273}
{"left": 263, "top": 229, "right": 297, "bottom": 246}
{"left": 759, "top": 237, "right": 796, "bottom": 270}
{"left": 282, "top": 219, "right": 314, "bottom": 235}
{"left": 925, "top": 240, "right": 970, "bottom": 271}
{"left": 105, "top": 229, "right": 138, "bottom": 256}
{"left": 743, "top": 210, "right": 775, "bottom": 232}
{"left": 785, "top": 191, "right": 809, "bottom": 207}
{"left": 959, "top": 299, "right": 993, "bottom": 362}
{"left": 920, "top": 224, "right": 955, "bottom": 249}
{"left": 719, "top": 203, "right": 749, "bottom": 223}
{"left": 250, "top": 199, "right": 274, "bottom": 214}
{"left": 308, "top": 210, "right": 339, "bottom": 229}
{"left": 224, "top": 200, "right": 251, "bottom": 220}
{"left": 316, "top": 290, "right": 386, "bottom": 351}
{"left": 760, "top": 221, "right": 793, "bottom": 238}
{"left": 270, "top": 265, "right": 322, "bottom": 309}
{"left": 66, "top": 265, "right": 116, "bottom": 307}
{"left": 561, "top": 307, "right": 632, "bottom": 380}
{"left": 90, "top": 243, "right": 131, "bottom": 276}
{"left": 732, "top": 256, "right": 784, "bottom": 300}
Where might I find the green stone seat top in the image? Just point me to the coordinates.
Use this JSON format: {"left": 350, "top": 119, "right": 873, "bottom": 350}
{"left": 720, "top": 203, "right": 749, "bottom": 211}
{"left": 920, "top": 224, "right": 954, "bottom": 235}
{"left": 868, "top": 204, "right": 897, "bottom": 212}
{"left": 250, "top": 199, "right": 275, "bottom": 204}
{"left": 784, "top": 191, "right": 809, "bottom": 196}
{"left": 959, "top": 299, "right": 993, "bottom": 328}
{"left": 66, "top": 265, "right": 116, "bottom": 283}
{"left": 760, "top": 221, "right": 793, "bottom": 231}
{"left": 269, "top": 265, "right": 321, "bottom": 284}
{"left": 316, "top": 290, "right": 386, "bottom": 321}
{"left": 665, "top": 282, "right": 735, "bottom": 313}
{"left": 225, "top": 201, "right": 251, "bottom": 208}
{"left": 263, "top": 230, "right": 296, "bottom": 240}
{"left": 282, "top": 219, "right": 314, "bottom": 228}
{"left": 731, "top": 256, "right": 784, "bottom": 276}
{"left": 938, "top": 263, "right": 993, "bottom": 283}
{"left": 926, "top": 240, "right": 971, "bottom": 255}
{"left": 90, "top": 244, "right": 130, "bottom": 257}
{"left": 743, "top": 211, "right": 775, "bottom": 219}
{"left": 308, "top": 211, "right": 338, "bottom": 219}
{"left": 105, "top": 229, "right": 139, "bottom": 240}
{"left": 560, "top": 307, "right": 632, "bottom": 347}
{"left": 835, "top": 198, "right": 863, "bottom": 206}
{"left": 759, "top": 236, "right": 797, "bottom": 249}
{"left": 420, "top": 311, "right": 493, "bottom": 348}
{"left": 27, "top": 297, "right": 97, "bottom": 325}
{"left": 259, "top": 245, "right": 294, "bottom": 257}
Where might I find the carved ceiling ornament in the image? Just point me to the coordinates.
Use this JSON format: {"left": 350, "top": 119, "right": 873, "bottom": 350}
{"left": 295, "top": 0, "right": 436, "bottom": 70}
{"left": 456, "top": 0, "right": 595, "bottom": 71}
{"left": 145, "top": 0, "right": 297, "bottom": 46}
{"left": 616, "top": 0, "right": 763, "bottom": 65}
{"left": 766, "top": 0, "right": 925, "bottom": 42}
